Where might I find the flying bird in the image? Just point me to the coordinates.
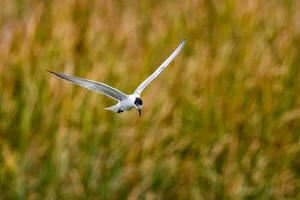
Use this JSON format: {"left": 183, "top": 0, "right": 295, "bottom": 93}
{"left": 47, "top": 39, "right": 186, "bottom": 117}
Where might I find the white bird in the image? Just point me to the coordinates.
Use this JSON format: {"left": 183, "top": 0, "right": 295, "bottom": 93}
{"left": 47, "top": 39, "right": 186, "bottom": 117}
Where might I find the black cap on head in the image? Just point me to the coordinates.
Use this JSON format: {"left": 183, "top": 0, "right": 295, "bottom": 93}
{"left": 134, "top": 97, "right": 143, "bottom": 106}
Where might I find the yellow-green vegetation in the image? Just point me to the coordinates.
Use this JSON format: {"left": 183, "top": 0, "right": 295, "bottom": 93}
{"left": 1, "top": 0, "right": 300, "bottom": 199}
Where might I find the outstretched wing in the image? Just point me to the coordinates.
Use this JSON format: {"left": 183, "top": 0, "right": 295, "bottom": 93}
{"left": 47, "top": 70, "right": 128, "bottom": 101}
{"left": 134, "top": 39, "right": 186, "bottom": 96}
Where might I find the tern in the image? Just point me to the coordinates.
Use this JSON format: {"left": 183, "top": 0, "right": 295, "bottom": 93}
{"left": 47, "top": 39, "right": 186, "bottom": 117}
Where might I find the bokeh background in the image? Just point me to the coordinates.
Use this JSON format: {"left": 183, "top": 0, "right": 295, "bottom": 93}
{"left": 1, "top": 0, "right": 300, "bottom": 199}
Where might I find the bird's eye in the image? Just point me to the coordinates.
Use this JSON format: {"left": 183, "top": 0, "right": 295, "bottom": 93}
{"left": 135, "top": 98, "right": 143, "bottom": 106}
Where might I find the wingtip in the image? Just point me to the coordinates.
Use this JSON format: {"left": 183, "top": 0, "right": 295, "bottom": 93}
{"left": 46, "top": 68, "right": 54, "bottom": 74}
{"left": 46, "top": 69, "right": 60, "bottom": 76}
{"left": 180, "top": 39, "right": 187, "bottom": 47}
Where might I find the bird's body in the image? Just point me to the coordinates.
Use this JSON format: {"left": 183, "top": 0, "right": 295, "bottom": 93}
{"left": 105, "top": 94, "right": 140, "bottom": 113}
{"left": 48, "top": 39, "right": 186, "bottom": 117}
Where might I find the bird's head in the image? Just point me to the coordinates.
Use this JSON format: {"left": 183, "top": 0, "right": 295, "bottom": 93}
{"left": 134, "top": 97, "right": 143, "bottom": 117}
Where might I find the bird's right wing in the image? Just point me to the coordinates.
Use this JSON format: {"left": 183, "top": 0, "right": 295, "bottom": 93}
{"left": 134, "top": 39, "right": 186, "bottom": 96}
{"left": 47, "top": 70, "right": 128, "bottom": 101}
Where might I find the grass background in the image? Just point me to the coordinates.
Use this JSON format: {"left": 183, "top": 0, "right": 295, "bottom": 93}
{"left": 1, "top": 0, "right": 300, "bottom": 199}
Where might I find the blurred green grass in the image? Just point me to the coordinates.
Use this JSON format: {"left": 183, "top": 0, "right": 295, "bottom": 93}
{"left": 1, "top": 0, "right": 300, "bottom": 199}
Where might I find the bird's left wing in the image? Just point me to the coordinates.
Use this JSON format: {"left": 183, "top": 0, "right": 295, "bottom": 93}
{"left": 47, "top": 70, "right": 128, "bottom": 101}
{"left": 134, "top": 39, "right": 186, "bottom": 96}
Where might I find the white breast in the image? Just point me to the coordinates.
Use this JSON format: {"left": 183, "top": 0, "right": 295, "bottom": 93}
{"left": 120, "top": 95, "right": 136, "bottom": 111}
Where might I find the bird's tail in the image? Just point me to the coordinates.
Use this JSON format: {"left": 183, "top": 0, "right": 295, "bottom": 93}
{"left": 104, "top": 104, "right": 120, "bottom": 112}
